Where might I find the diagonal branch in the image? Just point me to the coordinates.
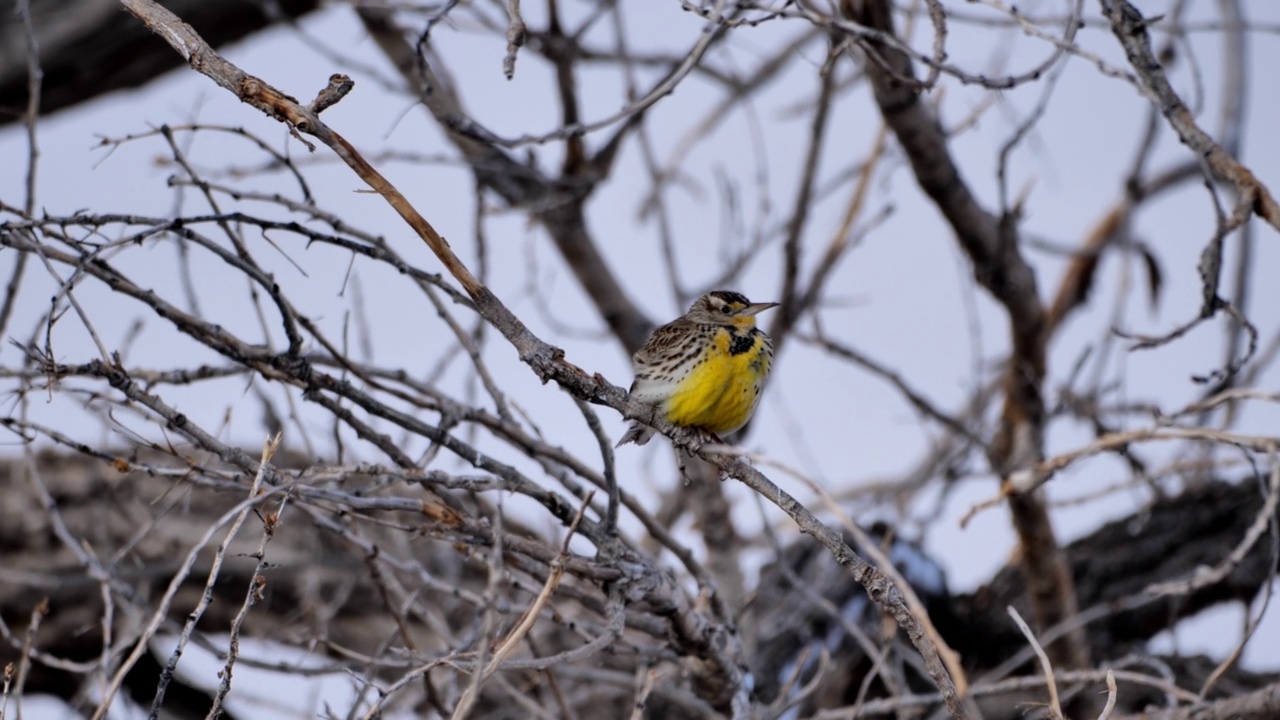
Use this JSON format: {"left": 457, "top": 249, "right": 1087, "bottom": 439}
{"left": 356, "top": 7, "right": 652, "bottom": 353}
{"left": 1101, "top": 0, "right": 1280, "bottom": 233}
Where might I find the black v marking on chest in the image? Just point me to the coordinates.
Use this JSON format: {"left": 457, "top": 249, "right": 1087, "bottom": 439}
{"left": 728, "top": 330, "right": 757, "bottom": 356}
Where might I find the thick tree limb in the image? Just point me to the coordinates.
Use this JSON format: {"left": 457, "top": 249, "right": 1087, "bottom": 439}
{"left": 753, "top": 478, "right": 1280, "bottom": 715}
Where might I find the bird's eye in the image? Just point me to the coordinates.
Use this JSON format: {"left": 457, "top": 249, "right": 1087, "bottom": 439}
{"left": 720, "top": 305, "right": 733, "bottom": 314}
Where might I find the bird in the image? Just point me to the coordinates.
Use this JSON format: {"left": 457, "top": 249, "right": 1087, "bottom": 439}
{"left": 617, "top": 290, "right": 779, "bottom": 447}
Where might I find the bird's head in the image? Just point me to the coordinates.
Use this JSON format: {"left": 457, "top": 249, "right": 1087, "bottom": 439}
{"left": 686, "top": 290, "right": 779, "bottom": 329}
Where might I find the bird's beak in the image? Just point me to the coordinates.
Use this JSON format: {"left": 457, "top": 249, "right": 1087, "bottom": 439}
{"left": 738, "top": 301, "right": 780, "bottom": 317}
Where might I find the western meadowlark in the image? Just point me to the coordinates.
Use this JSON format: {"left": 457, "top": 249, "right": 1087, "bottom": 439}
{"left": 617, "top": 290, "right": 779, "bottom": 447}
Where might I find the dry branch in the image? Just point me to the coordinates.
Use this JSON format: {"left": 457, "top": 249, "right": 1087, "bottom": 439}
{"left": 1101, "top": 0, "right": 1280, "bottom": 233}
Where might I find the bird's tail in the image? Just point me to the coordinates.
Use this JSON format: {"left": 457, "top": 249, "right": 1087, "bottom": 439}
{"left": 615, "top": 421, "right": 656, "bottom": 447}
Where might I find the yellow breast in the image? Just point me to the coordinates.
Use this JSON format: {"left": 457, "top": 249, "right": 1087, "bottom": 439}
{"left": 664, "top": 327, "right": 772, "bottom": 435}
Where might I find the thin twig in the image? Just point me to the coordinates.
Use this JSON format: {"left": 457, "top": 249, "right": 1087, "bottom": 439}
{"left": 1097, "top": 669, "right": 1117, "bottom": 720}
{"left": 450, "top": 493, "right": 594, "bottom": 719}
{"left": 204, "top": 434, "right": 285, "bottom": 719}
{"left": 1008, "top": 606, "right": 1063, "bottom": 720}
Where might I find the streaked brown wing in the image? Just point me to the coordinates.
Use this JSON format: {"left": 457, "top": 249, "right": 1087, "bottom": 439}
{"left": 632, "top": 317, "right": 696, "bottom": 369}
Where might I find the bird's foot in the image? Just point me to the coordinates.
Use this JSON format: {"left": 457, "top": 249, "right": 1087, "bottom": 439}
{"left": 698, "top": 428, "right": 727, "bottom": 447}
{"left": 675, "top": 448, "right": 694, "bottom": 486}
